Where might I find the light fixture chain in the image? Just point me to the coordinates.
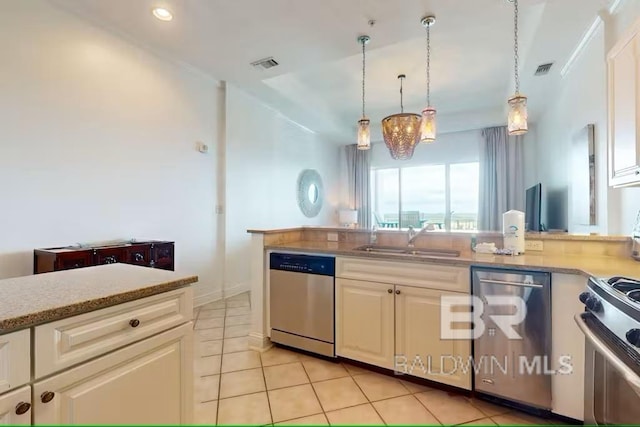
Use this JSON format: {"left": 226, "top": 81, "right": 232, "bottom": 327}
{"left": 514, "top": 0, "right": 520, "bottom": 94}
{"left": 426, "top": 24, "right": 431, "bottom": 106}
{"left": 400, "top": 76, "right": 404, "bottom": 113}
{"left": 361, "top": 39, "right": 366, "bottom": 118}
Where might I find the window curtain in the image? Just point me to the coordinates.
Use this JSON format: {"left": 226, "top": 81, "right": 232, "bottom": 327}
{"left": 478, "top": 126, "right": 525, "bottom": 231}
{"left": 345, "top": 144, "right": 371, "bottom": 229}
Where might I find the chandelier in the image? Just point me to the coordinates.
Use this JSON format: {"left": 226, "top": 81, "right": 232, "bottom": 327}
{"left": 381, "top": 75, "right": 421, "bottom": 160}
{"left": 420, "top": 15, "right": 437, "bottom": 143}
{"left": 507, "top": 0, "right": 528, "bottom": 135}
{"left": 356, "top": 35, "right": 371, "bottom": 149}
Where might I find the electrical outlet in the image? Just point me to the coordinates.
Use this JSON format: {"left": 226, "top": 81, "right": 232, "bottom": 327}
{"left": 525, "top": 240, "right": 544, "bottom": 252}
{"left": 327, "top": 232, "right": 338, "bottom": 242}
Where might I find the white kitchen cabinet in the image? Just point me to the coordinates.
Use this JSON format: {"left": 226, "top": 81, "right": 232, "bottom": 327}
{"left": 0, "top": 329, "right": 30, "bottom": 394}
{"left": 395, "top": 285, "right": 471, "bottom": 390}
{"left": 335, "top": 278, "right": 395, "bottom": 369}
{"left": 33, "top": 322, "right": 193, "bottom": 425}
{"left": 0, "top": 386, "right": 32, "bottom": 425}
{"left": 608, "top": 17, "right": 640, "bottom": 187}
{"left": 550, "top": 273, "right": 585, "bottom": 421}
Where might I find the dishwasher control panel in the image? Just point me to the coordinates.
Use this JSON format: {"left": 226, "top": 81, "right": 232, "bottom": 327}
{"left": 270, "top": 253, "right": 335, "bottom": 276}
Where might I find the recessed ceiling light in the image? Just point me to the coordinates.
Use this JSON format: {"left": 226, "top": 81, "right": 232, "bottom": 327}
{"left": 152, "top": 8, "right": 173, "bottom": 21}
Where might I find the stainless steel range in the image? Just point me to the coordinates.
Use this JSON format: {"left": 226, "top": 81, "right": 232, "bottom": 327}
{"left": 575, "top": 275, "right": 640, "bottom": 425}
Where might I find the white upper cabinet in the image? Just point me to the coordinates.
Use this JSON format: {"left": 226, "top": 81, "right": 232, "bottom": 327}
{"left": 608, "top": 17, "right": 640, "bottom": 187}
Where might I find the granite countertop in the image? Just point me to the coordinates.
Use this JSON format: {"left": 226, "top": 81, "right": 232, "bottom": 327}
{"left": 0, "top": 263, "right": 198, "bottom": 334}
{"left": 264, "top": 241, "right": 640, "bottom": 278}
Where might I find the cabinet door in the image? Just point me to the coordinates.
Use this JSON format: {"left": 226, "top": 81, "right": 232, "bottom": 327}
{"left": 123, "top": 244, "right": 152, "bottom": 267}
{"left": 395, "top": 285, "right": 471, "bottom": 390}
{"left": 335, "top": 278, "right": 394, "bottom": 369}
{"left": 34, "top": 323, "right": 193, "bottom": 425}
{"left": 608, "top": 20, "right": 640, "bottom": 187}
{"left": 0, "top": 386, "right": 32, "bottom": 425}
{"left": 551, "top": 273, "right": 585, "bottom": 420}
{"left": 55, "top": 250, "right": 93, "bottom": 271}
{"left": 93, "top": 247, "right": 124, "bottom": 265}
{"left": 152, "top": 243, "right": 174, "bottom": 271}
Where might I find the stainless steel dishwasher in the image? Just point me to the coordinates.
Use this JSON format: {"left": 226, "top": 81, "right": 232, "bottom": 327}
{"left": 472, "top": 267, "right": 551, "bottom": 410}
{"left": 269, "top": 252, "right": 335, "bottom": 357}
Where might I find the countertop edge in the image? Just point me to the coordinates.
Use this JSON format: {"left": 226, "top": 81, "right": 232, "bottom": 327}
{"left": 0, "top": 275, "right": 198, "bottom": 334}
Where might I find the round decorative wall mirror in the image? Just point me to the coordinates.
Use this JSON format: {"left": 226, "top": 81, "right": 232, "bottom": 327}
{"left": 297, "top": 169, "right": 324, "bottom": 218}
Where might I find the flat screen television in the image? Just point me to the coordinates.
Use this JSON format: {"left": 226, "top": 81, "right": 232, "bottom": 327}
{"left": 525, "top": 183, "right": 542, "bottom": 232}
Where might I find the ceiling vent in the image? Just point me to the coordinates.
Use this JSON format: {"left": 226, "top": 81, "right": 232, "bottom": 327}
{"left": 534, "top": 62, "right": 554, "bottom": 76}
{"left": 251, "top": 57, "right": 279, "bottom": 70}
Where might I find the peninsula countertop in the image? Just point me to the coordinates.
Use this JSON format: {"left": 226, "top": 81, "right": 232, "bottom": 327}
{"left": 0, "top": 263, "right": 198, "bottom": 334}
{"left": 264, "top": 240, "right": 640, "bottom": 278}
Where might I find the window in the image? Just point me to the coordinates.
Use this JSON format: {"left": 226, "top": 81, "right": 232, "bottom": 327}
{"left": 371, "top": 162, "right": 479, "bottom": 231}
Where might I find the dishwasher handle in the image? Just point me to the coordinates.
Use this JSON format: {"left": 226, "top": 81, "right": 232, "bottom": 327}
{"left": 478, "top": 278, "right": 543, "bottom": 289}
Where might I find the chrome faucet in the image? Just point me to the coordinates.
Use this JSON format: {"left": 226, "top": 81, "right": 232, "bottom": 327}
{"left": 407, "top": 223, "right": 431, "bottom": 247}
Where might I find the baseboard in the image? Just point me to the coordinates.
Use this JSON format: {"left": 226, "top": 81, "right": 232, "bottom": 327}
{"left": 194, "top": 289, "right": 223, "bottom": 307}
{"left": 248, "top": 332, "right": 272, "bottom": 352}
{"left": 224, "top": 281, "right": 250, "bottom": 299}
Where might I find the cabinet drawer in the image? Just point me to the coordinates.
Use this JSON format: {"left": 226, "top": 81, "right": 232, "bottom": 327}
{"left": 0, "top": 330, "right": 30, "bottom": 393}
{"left": 35, "top": 287, "right": 192, "bottom": 378}
{"left": 336, "top": 257, "right": 470, "bottom": 293}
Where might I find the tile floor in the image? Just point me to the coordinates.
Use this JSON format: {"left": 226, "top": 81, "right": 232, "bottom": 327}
{"left": 192, "top": 292, "right": 556, "bottom": 425}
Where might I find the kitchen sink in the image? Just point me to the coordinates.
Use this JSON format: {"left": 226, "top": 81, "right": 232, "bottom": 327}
{"left": 354, "top": 245, "right": 460, "bottom": 258}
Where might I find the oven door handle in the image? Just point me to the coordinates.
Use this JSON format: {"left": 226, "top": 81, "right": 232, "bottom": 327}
{"left": 575, "top": 313, "right": 640, "bottom": 393}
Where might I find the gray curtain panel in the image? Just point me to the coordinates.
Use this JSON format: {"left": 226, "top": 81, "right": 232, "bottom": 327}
{"left": 345, "top": 144, "right": 371, "bottom": 229}
{"left": 478, "top": 126, "right": 525, "bottom": 231}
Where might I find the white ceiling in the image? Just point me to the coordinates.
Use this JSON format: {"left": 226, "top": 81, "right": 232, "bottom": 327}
{"left": 50, "top": 0, "right": 615, "bottom": 144}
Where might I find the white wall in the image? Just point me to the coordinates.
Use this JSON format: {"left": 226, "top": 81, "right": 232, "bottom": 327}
{"left": 534, "top": 1, "right": 640, "bottom": 234}
{"left": 224, "top": 85, "right": 340, "bottom": 294}
{"left": 0, "top": 1, "right": 222, "bottom": 301}
{"left": 370, "top": 129, "right": 482, "bottom": 169}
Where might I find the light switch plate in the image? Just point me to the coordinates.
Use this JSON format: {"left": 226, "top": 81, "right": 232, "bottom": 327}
{"left": 525, "top": 240, "right": 544, "bottom": 251}
{"left": 327, "top": 232, "right": 338, "bottom": 242}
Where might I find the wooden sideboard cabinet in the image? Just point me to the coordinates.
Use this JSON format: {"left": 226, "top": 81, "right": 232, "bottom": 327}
{"left": 34, "top": 240, "right": 174, "bottom": 274}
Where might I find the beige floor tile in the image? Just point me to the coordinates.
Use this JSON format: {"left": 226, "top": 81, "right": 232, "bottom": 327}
{"left": 198, "top": 308, "right": 226, "bottom": 319}
{"left": 491, "top": 412, "right": 550, "bottom": 425}
{"left": 466, "top": 398, "right": 511, "bottom": 417}
{"left": 264, "top": 362, "right": 310, "bottom": 390}
{"left": 196, "top": 340, "right": 223, "bottom": 357}
{"left": 219, "top": 368, "right": 265, "bottom": 398}
{"left": 274, "top": 413, "right": 328, "bottom": 425}
{"left": 303, "top": 358, "right": 349, "bottom": 382}
{"left": 194, "top": 375, "right": 219, "bottom": 402}
{"left": 268, "top": 384, "right": 323, "bottom": 422}
{"left": 223, "top": 336, "right": 249, "bottom": 353}
{"left": 461, "top": 417, "right": 497, "bottom": 425}
{"left": 225, "top": 314, "right": 251, "bottom": 326}
{"left": 194, "top": 355, "right": 221, "bottom": 376}
{"left": 399, "top": 379, "right": 437, "bottom": 394}
{"left": 261, "top": 346, "right": 300, "bottom": 367}
{"left": 195, "top": 328, "right": 224, "bottom": 341}
{"left": 217, "top": 392, "right": 271, "bottom": 425}
{"left": 325, "top": 403, "right": 384, "bottom": 425}
{"left": 227, "top": 306, "right": 251, "bottom": 316}
{"left": 221, "top": 350, "right": 261, "bottom": 373}
{"left": 312, "top": 377, "right": 367, "bottom": 412}
{"left": 373, "top": 395, "right": 440, "bottom": 425}
{"left": 224, "top": 324, "right": 251, "bottom": 338}
{"left": 415, "top": 390, "right": 486, "bottom": 425}
{"left": 352, "top": 372, "right": 410, "bottom": 401}
{"left": 200, "top": 301, "right": 226, "bottom": 310}
{"left": 193, "top": 400, "right": 218, "bottom": 425}
{"left": 195, "top": 317, "right": 224, "bottom": 330}
{"left": 342, "top": 363, "right": 371, "bottom": 376}
{"left": 226, "top": 299, "right": 250, "bottom": 308}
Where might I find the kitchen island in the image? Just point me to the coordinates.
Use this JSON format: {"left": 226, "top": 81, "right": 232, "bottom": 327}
{"left": 0, "top": 263, "right": 197, "bottom": 424}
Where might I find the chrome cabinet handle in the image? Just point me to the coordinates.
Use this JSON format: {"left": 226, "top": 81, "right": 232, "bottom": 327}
{"left": 41, "top": 391, "right": 55, "bottom": 403}
{"left": 129, "top": 319, "right": 140, "bottom": 328}
{"left": 103, "top": 255, "right": 118, "bottom": 264}
{"left": 134, "top": 253, "right": 144, "bottom": 262}
{"left": 15, "top": 402, "right": 31, "bottom": 415}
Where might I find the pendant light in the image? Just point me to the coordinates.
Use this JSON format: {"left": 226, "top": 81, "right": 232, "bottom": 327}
{"left": 420, "top": 15, "right": 437, "bottom": 143}
{"left": 357, "top": 35, "right": 371, "bottom": 150}
{"left": 507, "top": 0, "right": 528, "bottom": 135}
{"left": 381, "top": 75, "right": 421, "bottom": 160}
